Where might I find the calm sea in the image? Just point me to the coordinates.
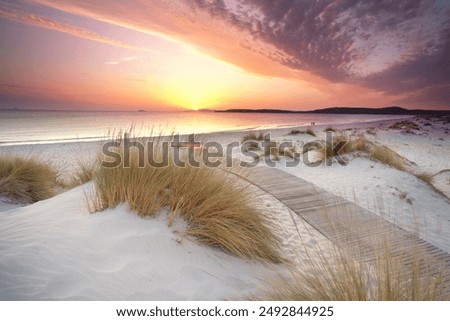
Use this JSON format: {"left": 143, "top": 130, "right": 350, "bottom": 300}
{"left": 0, "top": 110, "right": 404, "bottom": 146}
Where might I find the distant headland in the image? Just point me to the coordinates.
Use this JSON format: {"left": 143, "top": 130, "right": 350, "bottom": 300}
{"left": 215, "top": 106, "right": 450, "bottom": 116}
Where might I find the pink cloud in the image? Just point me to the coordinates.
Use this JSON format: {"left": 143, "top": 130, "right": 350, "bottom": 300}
{"left": 0, "top": 3, "right": 157, "bottom": 53}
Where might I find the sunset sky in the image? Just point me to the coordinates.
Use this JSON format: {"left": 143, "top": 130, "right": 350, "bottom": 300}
{"left": 0, "top": 0, "right": 449, "bottom": 111}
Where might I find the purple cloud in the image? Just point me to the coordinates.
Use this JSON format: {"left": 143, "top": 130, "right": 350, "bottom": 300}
{"left": 198, "top": 0, "right": 450, "bottom": 107}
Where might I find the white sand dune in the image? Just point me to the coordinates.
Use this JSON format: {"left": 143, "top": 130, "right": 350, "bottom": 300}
{"left": 0, "top": 185, "right": 269, "bottom": 300}
{"left": 1, "top": 116, "right": 449, "bottom": 300}
{"left": 0, "top": 182, "right": 331, "bottom": 300}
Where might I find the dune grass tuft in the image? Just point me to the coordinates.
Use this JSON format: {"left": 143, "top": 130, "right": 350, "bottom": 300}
{"left": 414, "top": 171, "right": 450, "bottom": 201}
{"left": 263, "top": 141, "right": 280, "bottom": 160}
{"left": 279, "top": 145, "right": 298, "bottom": 160}
{"left": 369, "top": 145, "right": 405, "bottom": 171}
{"left": 415, "top": 171, "right": 434, "bottom": 184}
{"left": 241, "top": 131, "right": 264, "bottom": 143}
{"left": 332, "top": 134, "right": 368, "bottom": 156}
{"left": 89, "top": 134, "right": 283, "bottom": 262}
{"left": 67, "top": 159, "right": 98, "bottom": 188}
{"left": 315, "top": 134, "right": 368, "bottom": 160}
{"left": 317, "top": 134, "right": 405, "bottom": 170}
{"left": 389, "top": 120, "right": 420, "bottom": 131}
{"left": 261, "top": 241, "right": 447, "bottom": 300}
{"left": 0, "top": 153, "right": 59, "bottom": 203}
{"left": 288, "top": 128, "right": 315, "bottom": 137}
{"left": 242, "top": 140, "right": 260, "bottom": 151}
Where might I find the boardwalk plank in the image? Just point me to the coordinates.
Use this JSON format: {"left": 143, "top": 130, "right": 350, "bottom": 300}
{"left": 230, "top": 166, "right": 450, "bottom": 295}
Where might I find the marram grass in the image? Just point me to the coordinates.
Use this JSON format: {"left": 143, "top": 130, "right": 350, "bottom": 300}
{"left": 88, "top": 133, "right": 283, "bottom": 263}
{"left": 0, "top": 153, "right": 59, "bottom": 203}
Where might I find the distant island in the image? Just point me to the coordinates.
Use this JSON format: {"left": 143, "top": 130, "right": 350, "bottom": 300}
{"left": 215, "top": 106, "right": 450, "bottom": 116}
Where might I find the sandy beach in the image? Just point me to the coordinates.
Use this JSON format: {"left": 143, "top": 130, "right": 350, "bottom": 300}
{"left": 1, "top": 115, "right": 449, "bottom": 300}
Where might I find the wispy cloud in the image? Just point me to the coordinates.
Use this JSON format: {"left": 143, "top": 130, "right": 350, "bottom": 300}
{"left": 31, "top": 0, "right": 299, "bottom": 79}
{"left": 106, "top": 56, "right": 140, "bottom": 65}
{"left": 0, "top": 3, "right": 158, "bottom": 53}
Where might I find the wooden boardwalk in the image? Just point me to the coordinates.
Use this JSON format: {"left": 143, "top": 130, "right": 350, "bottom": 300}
{"left": 230, "top": 165, "right": 450, "bottom": 295}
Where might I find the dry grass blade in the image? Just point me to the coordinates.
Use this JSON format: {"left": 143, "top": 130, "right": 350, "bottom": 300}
{"left": 389, "top": 120, "right": 420, "bottom": 130}
{"left": 315, "top": 134, "right": 368, "bottom": 159}
{"left": 242, "top": 140, "right": 260, "bottom": 152}
{"left": 288, "top": 128, "right": 315, "bottom": 137}
{"left": 415, "top": 172, "right": 434, "bottom": 184}
{"left": 320, "top": 134, "right": 405, "bottom": 170}
{"left": 369, "top": 145, "right": 405, "bottom": 171}
{"left": 0, "top": 153, "right": 59, "bottom": 203}
{"left": 263, "top": 141, "right": 280, "bottom": 160}
{"left": 89, "top": 133, "right": 283, "bottom": 263}
{"left": 67, "top": 159, "right": 98, "bottom": 188}
{"left": 279, "top": 145, "right": 298, "bottom": 160}
{"left": 262, "top": 249, "right": 370, "bottom": 300}
{"left": 241, "top": 131, "right": 264, "bottom": 143}
{"left": 261, "top": 233, "right": 448, "bottom": 301}
{"left": 414, "top": 171, "right": 450, "bottom": 201}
